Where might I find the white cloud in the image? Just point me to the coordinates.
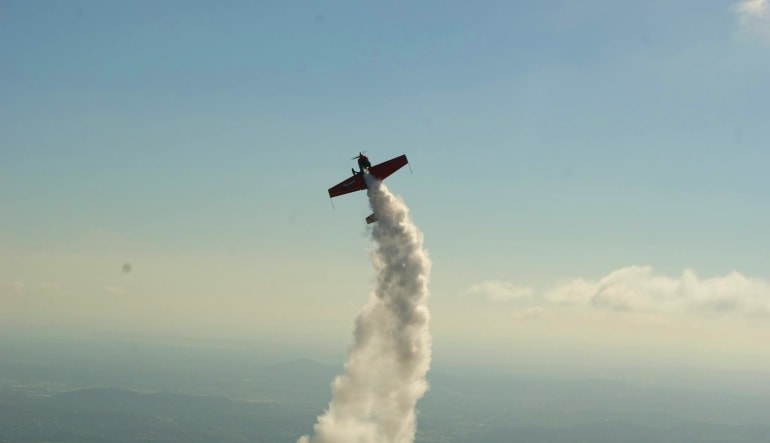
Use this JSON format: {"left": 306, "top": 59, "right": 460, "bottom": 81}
{"left": 736, "top": 0, "right": 769, "bottom": 18}
{"left": 103, "top": 286, "right": 127, "bottom": 295}
{"left": 735, "top": 0, "right": 770, "bottom": 38}
{"left": 2, "top": 281, "right": 26, "bottom": 294}
{"left": 543, "top": 278, "right": 596, "bottom": 306}
{"left": 38, "top": 282, "right": 61, "bottom": 291}
{"left": 466, "top": 280, "right": 534, "bottom": 302}
{"left": 546, "top": 266, "right": 770, "bottom": 316}
{"left": 470, "top": 266, "right": 770, "bottom": 317}
{"left": 510, "top": 305, "right": 549, "bottom": 322}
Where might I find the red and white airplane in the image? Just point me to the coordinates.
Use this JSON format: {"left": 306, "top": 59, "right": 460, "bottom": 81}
{"left": 327, "top": 152, "right": 409, "bottom": 224}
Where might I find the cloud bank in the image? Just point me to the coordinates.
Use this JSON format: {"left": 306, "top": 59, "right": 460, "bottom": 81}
{"left": 466, "top": 280, "right": 534, "bottom": 302}
{"left": 736, "top": 0, "right": 769, "bottom": 20}
{"left": 735, "top": 0, "right": 770, "bottom": 38}
{"left": 471, "top": 266, "right": 770, "bottom": 317}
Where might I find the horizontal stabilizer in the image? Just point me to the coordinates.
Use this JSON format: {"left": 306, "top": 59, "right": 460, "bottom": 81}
{"left": 366, "top": 213, "right": 378, "bottom": 224}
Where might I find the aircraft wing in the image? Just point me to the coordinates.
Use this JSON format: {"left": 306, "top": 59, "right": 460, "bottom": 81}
{"left": 369, "top": 154, "right": 408, "bottom": 181}
{"left": 327, "top": 154, "right": 408, "bottom": 199}
{"left": 328, "top": 174, "right": 366, "bottom": 198}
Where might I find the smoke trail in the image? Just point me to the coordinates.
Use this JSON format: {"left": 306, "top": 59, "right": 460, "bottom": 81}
{"left": 298, "top": 175, "right": 431, "bottom": 443}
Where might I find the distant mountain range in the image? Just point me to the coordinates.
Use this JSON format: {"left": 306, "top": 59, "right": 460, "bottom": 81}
{"left": 2, "top": 344, "right": 769, "bottom": 443}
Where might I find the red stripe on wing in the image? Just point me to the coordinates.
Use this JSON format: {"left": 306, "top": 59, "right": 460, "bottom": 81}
{"left": 328, "top": 174, "right": 366, "bottom": 198}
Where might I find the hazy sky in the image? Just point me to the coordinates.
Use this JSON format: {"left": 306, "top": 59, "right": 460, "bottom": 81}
{"left": 3, "top": 1, "right": 769, "bottom": 370}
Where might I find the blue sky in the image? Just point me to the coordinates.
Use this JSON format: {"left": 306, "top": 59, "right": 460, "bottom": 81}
{"left": 2, "top": 1, "right": 769, "bottom": 367}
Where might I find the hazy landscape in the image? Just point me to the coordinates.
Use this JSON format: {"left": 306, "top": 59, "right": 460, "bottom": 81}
{"left": 2, "top": 338, "right": 769, "bottom": 443}
{"left": 4, "top": 1, "right": 770, "bottom": 442}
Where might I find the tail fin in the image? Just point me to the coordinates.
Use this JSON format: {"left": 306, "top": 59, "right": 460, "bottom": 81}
{"left": 365, "top": 213, "right": 377, "bottom": 224}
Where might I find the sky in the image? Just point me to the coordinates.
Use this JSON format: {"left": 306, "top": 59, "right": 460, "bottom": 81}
{"left": 2, "top": 1, "right": 770, "bottom": 371}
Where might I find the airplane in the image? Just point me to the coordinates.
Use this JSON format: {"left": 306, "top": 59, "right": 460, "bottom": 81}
{"left": 328, "top": 152, "right": 409, "bottom": 224}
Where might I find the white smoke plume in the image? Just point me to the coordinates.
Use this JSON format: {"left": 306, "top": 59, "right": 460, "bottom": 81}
{"left": 298, "top": 175, "right": 431, "bottom": 443}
